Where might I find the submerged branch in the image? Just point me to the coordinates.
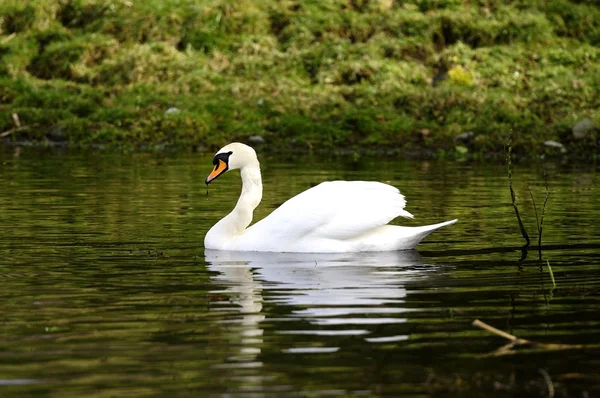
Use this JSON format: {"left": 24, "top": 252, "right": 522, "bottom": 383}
{"left": 472, "top": 319, "right": 584, "bottom": 357}
{"left": 472, "top": 319, "right": 518, "bottom": 341}
{"left": 0, "top": 125, "right": 30, "bottom": 138}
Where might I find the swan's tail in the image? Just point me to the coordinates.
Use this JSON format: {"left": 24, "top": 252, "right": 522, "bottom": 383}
{"left": 396, "top": 219, "right": 458, "bottom": 250}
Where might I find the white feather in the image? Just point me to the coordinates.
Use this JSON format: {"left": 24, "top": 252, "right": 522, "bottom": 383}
{"left": 204, "top": 143, "right": 457, "bottom": 253}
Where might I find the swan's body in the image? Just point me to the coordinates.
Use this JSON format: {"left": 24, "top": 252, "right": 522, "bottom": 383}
{"left": 204, "top": 143, "right": 456, "bottom": 253}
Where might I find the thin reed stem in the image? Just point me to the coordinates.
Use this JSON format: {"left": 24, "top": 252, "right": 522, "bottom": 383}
{"left": 506, "top": 133, "right": 530, "bottom": 246}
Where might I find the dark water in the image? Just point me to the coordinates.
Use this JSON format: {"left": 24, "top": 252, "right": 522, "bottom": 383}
{"left": 1, "top": 148, "right": 599, "bottom": 397}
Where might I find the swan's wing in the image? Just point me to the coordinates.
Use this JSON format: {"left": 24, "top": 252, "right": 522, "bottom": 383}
{"left": 246, "top": 181, "right": 414, "bottom": 240}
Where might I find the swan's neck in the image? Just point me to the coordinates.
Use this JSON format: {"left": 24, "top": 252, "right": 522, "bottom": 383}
{"left": 206, "top": 163, "right": 262, "bottom": 248}
{"left": 234, "top": 165, "right": 263, "bottom": 232}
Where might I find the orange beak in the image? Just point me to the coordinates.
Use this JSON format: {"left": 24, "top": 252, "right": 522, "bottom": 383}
{"left": 206, "top": 159, "right": 228, "bottom": 184}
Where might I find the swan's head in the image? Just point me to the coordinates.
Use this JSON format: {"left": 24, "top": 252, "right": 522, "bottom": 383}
{"left": 205, "top": 142, "right": 258, "bottom": 184}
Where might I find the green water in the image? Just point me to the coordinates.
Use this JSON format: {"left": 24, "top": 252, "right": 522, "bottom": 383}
{"left": 1, "top": 149, "right": 599, "bottom": 397}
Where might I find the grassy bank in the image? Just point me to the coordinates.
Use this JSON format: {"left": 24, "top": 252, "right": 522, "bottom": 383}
{"left": 1, "top": 0, "right": 599, "bottom": 157}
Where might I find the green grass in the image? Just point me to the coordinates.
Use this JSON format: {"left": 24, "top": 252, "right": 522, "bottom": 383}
{"left": 0, "top": 0, "right": 599, "bottom": 155}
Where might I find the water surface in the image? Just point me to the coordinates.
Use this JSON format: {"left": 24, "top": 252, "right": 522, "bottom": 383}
{"left": 0, "top": 149, "right": 599, "bottom": 397}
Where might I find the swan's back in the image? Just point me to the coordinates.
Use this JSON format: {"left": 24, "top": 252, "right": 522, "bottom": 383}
{"left": 235, "top": 181, "right": 415, "bottom": 251}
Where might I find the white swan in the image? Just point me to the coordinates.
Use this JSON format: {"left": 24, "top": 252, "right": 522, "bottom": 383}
{"left": 204, "top": 143, "right": 457, "bottom": 252}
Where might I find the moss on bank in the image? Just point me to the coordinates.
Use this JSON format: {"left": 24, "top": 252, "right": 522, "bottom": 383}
{"left": 0, "top": 0, "right": 599, "bottom": 157}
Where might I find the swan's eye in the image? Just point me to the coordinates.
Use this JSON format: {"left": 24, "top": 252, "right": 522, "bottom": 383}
{"left": 213, "top": 151, "right": 233, "bottom": 165}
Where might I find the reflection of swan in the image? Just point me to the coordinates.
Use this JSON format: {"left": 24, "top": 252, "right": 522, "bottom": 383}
{"left": 204, "top": 143, "right": 457, "bottom": 252}
{"left": 210, "top": 258, "right": 265, "bottom": 365}
{"left": 206, "top": 249, "right": 436, "bottom": 387}
{"left": 206, "top": 249, "right": 427, "bottom": 322}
